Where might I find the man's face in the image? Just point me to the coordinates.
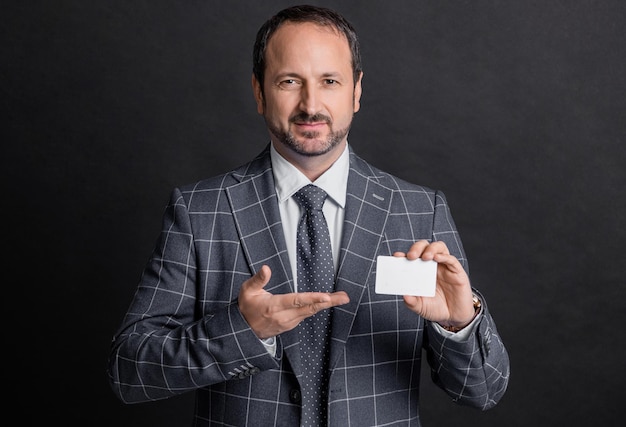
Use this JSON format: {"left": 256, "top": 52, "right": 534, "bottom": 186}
{"left": 253, "top": 22, "right": 362, "bottom": 162}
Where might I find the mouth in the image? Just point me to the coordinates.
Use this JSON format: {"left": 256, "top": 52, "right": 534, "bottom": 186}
{"left": 294, "top": 121, "right": 327, "bottom": 131}
{"left": 291, "top": 114, "right": 331, "bottom": 136}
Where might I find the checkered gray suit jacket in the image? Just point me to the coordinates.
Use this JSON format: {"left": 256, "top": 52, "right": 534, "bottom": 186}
{"left": 108, "top": 145, "right": 510, "bottom": 426}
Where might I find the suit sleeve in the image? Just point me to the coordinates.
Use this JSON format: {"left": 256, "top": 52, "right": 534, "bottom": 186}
{"left": 107, "top": 188, "right": 280, "bottom": 404}
{"left": 425, "top": 191, "right": 510, "bottom": 410}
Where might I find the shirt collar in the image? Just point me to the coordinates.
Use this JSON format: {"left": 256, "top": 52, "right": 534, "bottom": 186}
{"left": 270, "top": 142, "right": 349, "bottom": 208}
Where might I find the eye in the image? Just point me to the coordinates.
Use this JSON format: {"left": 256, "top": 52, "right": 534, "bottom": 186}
{"left": 277, "top": 79, "right": 300, "bottom": 90}
{"left": 324, "top": 79, "right": 338, "bottom": 85}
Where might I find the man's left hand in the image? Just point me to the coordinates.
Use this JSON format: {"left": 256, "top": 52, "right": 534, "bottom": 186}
{"left": 395, "top": 240, "right": 476, "bottom": 329}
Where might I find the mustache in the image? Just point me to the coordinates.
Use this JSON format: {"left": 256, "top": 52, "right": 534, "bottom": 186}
{"left": 289, "top": 113, "right": 331, "bottom": 124}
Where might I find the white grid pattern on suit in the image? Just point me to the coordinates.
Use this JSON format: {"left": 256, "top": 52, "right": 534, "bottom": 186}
{"left": 108, "top": 146, "right": 509, "bottom": 426}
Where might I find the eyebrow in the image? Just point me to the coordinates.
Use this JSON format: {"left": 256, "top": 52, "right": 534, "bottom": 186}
{"left": 274, "top": 71, "right": 344, "bottom": 80}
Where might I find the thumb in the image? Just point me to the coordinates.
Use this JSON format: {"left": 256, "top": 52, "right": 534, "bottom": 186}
{"left": 246, "top": 265, "right": 272, "bottom": 291}
{"left": 403, "top": 295, "right": 422, "bottom": 312}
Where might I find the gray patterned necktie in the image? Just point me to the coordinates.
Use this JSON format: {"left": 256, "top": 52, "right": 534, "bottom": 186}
{"left": 293, "top": 184, "right": 334, "bottom": 427}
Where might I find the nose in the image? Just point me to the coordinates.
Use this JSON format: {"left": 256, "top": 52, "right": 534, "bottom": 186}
{"left": 298, "top": 83, "right": 320, "bottom": 116}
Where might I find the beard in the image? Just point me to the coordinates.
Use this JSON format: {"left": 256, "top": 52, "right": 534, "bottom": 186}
{"left": 265, "top": 112, "right": 351, "bottom": 157}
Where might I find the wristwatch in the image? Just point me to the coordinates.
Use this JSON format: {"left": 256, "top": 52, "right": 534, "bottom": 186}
{"left": 440, "top": 293, "right": 482, "bottom": 333}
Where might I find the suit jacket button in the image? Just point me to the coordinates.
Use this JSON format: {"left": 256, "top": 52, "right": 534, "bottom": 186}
{"left": 289, "top": 389, "right": 301, "bottom": 403}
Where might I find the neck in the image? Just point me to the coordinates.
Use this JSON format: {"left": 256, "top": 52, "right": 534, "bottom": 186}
{"left": 272, "top": 140, "right": 346, "bottom": 182}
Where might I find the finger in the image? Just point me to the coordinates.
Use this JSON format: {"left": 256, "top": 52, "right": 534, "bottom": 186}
{"left": 244, "top": 265, "right": 272, "bottom": 291}
{"left": 405, "top": 240, "right": 430, "bottom": 260}
{"left": 432, "top": 252, "right": 464, "bottom": 272}
{"left": 291, "top": 291, "right": 350, "bottom": 314}
{"left": 328, "top": 291, "right": 350, "bottom": 306}
{"left": 403, "top": 295, "right": 422, "bottom": 312}
{"left": 291, "top": 291, "right": 332, "bottom": 308}
{"left": 418, "top": 241, "right": 450, "bottom": 261}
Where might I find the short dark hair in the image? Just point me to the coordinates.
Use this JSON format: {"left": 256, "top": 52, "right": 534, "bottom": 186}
{"left": 253, "top": 5, "right": 362, "bottom": 93}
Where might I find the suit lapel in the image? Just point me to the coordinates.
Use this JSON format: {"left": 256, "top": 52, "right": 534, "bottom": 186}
{"left": 225, "top": 147, "right": 303, "bottom": 376}
{"left": 329, "top": 154, "right": 393, "bottom": 369}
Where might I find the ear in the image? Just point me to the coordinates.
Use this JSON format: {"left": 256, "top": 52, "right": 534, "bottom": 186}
{"left": 252, "top": 74, "right": 264, "bottom": 114}
{"left": 353, "top": 71, "right": 363, "bottom": 113}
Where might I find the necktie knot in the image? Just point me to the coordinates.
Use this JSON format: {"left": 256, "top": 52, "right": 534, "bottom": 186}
{"left": 294, "top": 184, "right": 327, "bottom": 212}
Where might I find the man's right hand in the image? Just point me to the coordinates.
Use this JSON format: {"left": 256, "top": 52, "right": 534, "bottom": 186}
{"left": 238, "top": 265, "right": 350, "bottom": 339}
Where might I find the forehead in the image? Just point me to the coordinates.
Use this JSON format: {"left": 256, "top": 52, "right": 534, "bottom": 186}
{"left": 270, "top": 20, "right": 345, "bottom": 40}
{"left": 265, "top": 22, "right": 352, "bottom": 71}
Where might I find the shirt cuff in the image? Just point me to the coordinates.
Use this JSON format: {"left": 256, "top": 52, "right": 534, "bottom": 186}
{"left": 431, "top": 308, "right": 482, "bottom": 341}
{"left": 261, "top": 336, "right": 277, "bottom": 356}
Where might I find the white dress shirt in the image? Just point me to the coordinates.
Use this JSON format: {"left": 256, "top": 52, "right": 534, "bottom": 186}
{"left": 270, "top": 142, "right": 348, "bottom": 291}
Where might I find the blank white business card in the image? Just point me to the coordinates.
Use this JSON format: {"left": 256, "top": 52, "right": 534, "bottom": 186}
{"left": 375, "top": 256, "right": 437, "bottom": 296}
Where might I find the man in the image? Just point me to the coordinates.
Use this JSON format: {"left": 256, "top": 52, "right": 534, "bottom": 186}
{"left": 108, "top": 5, "right": 510, "bottom": 426}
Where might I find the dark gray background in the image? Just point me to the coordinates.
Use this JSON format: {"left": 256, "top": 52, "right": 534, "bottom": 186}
{"left": 3, "top": 1, "right": 625, "bottom": 425}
